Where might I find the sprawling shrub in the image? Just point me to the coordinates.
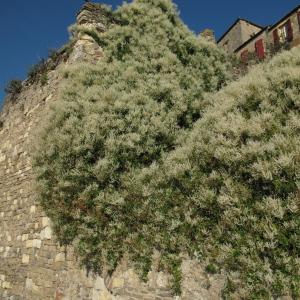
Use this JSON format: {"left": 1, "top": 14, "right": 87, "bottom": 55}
{"left": 233, "top": 41, "right": 293, "bottom": 79}
{"left": 32, "top": 0, "right": 232, "bottom": 294}
{"left": 28, "top": 58, "right": 48, "bottom": 82}
{"left": 32, "top": 0, "right": 300, "bottom": 297}
{"left": 136, "top": 47, "right": 300, "bottom": 298}
{"left": 33, "top": 0, "right": 300, "bottom": 297}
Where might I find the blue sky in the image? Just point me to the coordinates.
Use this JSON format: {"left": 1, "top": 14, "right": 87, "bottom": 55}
{"left": 0, "top": 0, "right": 299, "bottom": 105}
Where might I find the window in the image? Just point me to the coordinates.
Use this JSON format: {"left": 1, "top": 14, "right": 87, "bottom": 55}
{"left": 278, "top": 19, "right": 293, "bottom": 42}
{"left": 255, "top": 39, "right": 265, "bottom": 59}
{"left": 280, "top": 25, "right": 288, "bottom": 42}
{"left": 286, "top": 19, "right": 293, "bottom": 42}
{"left": 273, "top": 29, "right": 280, "bottom": 44}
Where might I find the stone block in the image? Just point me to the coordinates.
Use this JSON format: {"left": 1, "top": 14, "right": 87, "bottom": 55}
{"left": 33, "top": 239, "right": 42, "bottom": 248}
{"left": 26, "top": 239, "right": 42, "bottom": 248}
{"left": 0, "top": 153, "right": 6, "bottom": 163}
{"left": 3, "top": 247, "right": 10, "bottom": 258}
{"left": 22, "top": 254, "right": 30, "bottom": 264}
{"left": 94, "top": 276, "right": 106, "bottom": 290}
{"left": 5, "top": 231, "right": 12, "bottom": 242}
{"left": 32, "top": 282, "right": 39, "bottom": 293}
{"left": 25, "top": 278, "right": 33, "bottom": 290}
{"left": 111, "top": 277, "right": 124, "bottom": 289}
{"left": 55, "top": 253, "right": 65, "bottom": 262}
{"left": 26, "top": 240, "right": 33, "bottom": 248}
{"left": 156, "top": 272, "right": 170, "bottom": 289}
{"left": 99, "top": 290, "right": 112, "bottom": 300}
{"left": 124, "top": 269, "right": 140, "bottom": 288}
{"left": 40, "top": 226, "right": 52, "bottom": 240}
{"left": 42, "top": 217, "right": 50, "bottom": 227}
{"left": 30, "top": 205, "right": 36, "bottom": 214}
{"left": 2, "top": 281, "right": 11, "bottom": 289}
{"left": 22, "top": 234, "right": 29, "bottom": 241}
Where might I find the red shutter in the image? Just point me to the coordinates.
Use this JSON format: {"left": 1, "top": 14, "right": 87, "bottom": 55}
{"left": 255, "top": 39, "right": 265, "bottom": 59}
{"left": 286, "top": 19, "right": 293, "bottom": 42}
{"left": 273, "top": 29, "right": 280, "bottom": 44}
{"left": 241, "top": 50, "right": 249, "bottom": 62}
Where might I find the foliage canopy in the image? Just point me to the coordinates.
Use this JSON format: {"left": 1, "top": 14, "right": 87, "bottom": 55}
{"left": 4, "top": 79, "right": 22, "bottom": 101}
{"left": 32, "top": 0, "right": 300, "bottom": 298}
{"left": 140, "top": 48, "right": 300, "bottom": 298}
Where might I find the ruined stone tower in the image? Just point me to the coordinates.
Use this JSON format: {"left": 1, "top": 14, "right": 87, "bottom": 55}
{"left": 0, "top": 4, "right": 224, "bottom": 300}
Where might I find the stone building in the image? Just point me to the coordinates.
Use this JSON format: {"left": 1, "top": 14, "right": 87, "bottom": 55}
{"left": 218, "top": 5, "right": 300, "bottom": 60}
{"left": 217, "top": 18, "right": 264, "bottom": 54}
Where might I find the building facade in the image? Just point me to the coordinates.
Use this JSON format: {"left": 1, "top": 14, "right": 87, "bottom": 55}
{"left": 218, "top": 19, "right": 263, "bottom": 54}
{"left": 218, "top": 5, "right": 300, "bottom": 60}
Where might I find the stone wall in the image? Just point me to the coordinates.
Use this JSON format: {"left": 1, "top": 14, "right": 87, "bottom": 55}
{"left": 0, "top": 66, "right": 113, "bottom": 300}
{"left": 0, "top": 3, "right": 226, "bottom": 300}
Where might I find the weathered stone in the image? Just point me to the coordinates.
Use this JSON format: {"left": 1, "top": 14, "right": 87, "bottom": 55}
{"left": 111, "top": 277, "right": 124, "bottom": 289}
{"left": 124, "top": 269, "right": 140, "bottom": 288}
{"left": 25, "top": 278, "right": 33, "bottom": 290}
{"left": 156, "top": 272, "right": 170, "bottom": 289}
{"left": 55, "top": 253, "right": 65, "bottom": 262}
{"left": 22, "top": 254, "right": 30, "bottom": 264}
{"left": 98, "top": 290, "right": 113, "bottom": 300}
{"left": 22, "top": 234, "right": 28, "bottom": 241}
{"left": 0, "top": 153, "right": 5, "bottom": 162}
{"left": 30, "top": 205, "right": 36, "bottom": 214}
{"left": 25, "top": 240, "right": 33, "bottom": 248}
{"left": 41, "top": 216, "right": 50, "bottom": 227}
{"left": 40, "top": 226, "right": 52, "bottom": 240}
{"left": 94, "top": 276, "right": 106, "bottom": 290}
{"left": 33, "top": 239, "right": 42, "bottom": 248}
{"left": 2, "top": 281, "right": 11, "bottom": 289}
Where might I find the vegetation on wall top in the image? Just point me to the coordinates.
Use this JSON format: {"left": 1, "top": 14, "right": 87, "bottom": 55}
{"left": 4, "top": 79, "right": 23, "bottom": 102}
